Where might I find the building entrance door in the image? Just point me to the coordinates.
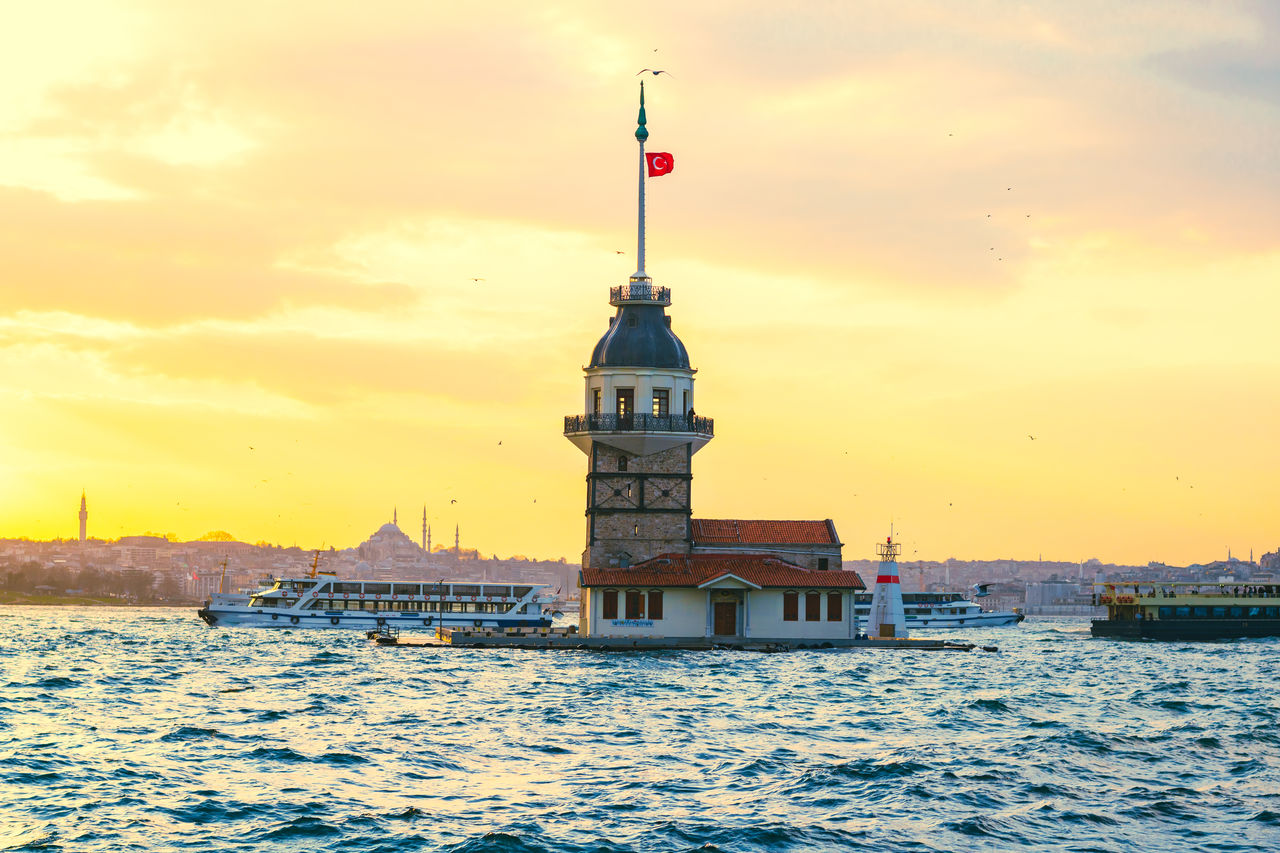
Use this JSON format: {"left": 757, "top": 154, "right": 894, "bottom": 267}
{"left": 713, "top": 601, "right": 737, "bottom": 636}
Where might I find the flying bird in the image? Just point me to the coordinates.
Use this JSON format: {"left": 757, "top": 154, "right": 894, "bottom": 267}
{"left": 450, "top": 499, "right": 457, "bottom": 504}
{"left": 615, "top": 250, "right": 625, "bottom": 254}
{"left": 636, "top": 69, "right": 672, "bottom": 77}
{"left": 1028, "top": 434, "right": 1036, "bottom": 440}
{"left": 470, "top": 277, "right": 484, "bottom": 282}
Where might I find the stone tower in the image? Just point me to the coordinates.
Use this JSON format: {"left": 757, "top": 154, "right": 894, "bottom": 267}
{"left": 78, "top": 490, "right": 88, "bottom": 543}
{"left": 564, "top": 82, "right": 714, "bottom": 570}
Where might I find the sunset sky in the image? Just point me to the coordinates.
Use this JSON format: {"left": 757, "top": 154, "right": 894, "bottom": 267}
{"left": 2, "top": 1, "right": 1277, "bottom": 565}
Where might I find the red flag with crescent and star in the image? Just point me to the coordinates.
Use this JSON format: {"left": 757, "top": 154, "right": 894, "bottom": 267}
{"left": 645, "top": 152, "right": 674, "bottom": 177}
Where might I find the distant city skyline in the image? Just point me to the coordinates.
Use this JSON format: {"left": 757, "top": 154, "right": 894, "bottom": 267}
{"left": 1, "top": 3, "right": 1276, "bottom": 564}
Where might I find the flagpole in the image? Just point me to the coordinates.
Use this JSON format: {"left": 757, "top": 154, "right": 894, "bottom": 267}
{"left": 634, "top": 80, "right": 648, "bottom": 282}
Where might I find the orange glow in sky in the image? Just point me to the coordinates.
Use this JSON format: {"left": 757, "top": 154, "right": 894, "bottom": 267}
{"left": 2, "top": 2, "right": 1277, "bottom": 564}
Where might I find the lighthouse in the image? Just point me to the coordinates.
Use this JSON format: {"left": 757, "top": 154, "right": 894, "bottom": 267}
{"left": 867, "top": 535, "right": 908, "bottom": 638}
{"left": 563, "top": 82, "right": 713, "bottom": 571}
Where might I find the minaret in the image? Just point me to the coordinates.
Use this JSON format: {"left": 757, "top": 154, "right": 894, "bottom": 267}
{"left": 421, "top": 506, "right": 428, "bottom": 552}
{"left": 454, "top": 524, "right": 460, "bottom": 556}
{"left": 563, "top": 82, "right": 713, "bottom": 570}
{"left": 427, "top": 524, "right": 432, "bottom": 554}
{"left": 393, "top": 507, "right": 398, "bottom": 528}
{"left": 867, "top": 535, "right": 907, "bottom": 639}
{"left": 78, "top": 490, "right": 88, "bottom": 543}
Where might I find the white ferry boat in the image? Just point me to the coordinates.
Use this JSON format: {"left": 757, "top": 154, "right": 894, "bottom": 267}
{"left": 853, "top": 592, "right": 1024, "bottom": 629}
{"left": 197, "top": 574, "right": 556, "bottom": 630}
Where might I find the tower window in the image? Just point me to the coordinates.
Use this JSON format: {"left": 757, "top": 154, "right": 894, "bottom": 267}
{"left": 618, "top": 456, "right": 627, "bottom": 471}
{"left": 616, "top": 389, "right": 634, "bottom": 417}
{"left": 818, "top": 558, "right": 829, "bottom": 571}
{"left": 592, "top": 389, "right": 601, "bottom": 415}
{"left": 652, "top": 389, "right": 669, "bottom": 417}
{"left": 627, "top": 316, "right": 637, "bottom": 328}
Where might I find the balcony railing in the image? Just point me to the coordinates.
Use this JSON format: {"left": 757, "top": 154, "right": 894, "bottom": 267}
{"left": 610, "top": 284, "right": 671, "bottom": 306}
{"left": 564, "top": 413, "right": 713, "bottom": 436}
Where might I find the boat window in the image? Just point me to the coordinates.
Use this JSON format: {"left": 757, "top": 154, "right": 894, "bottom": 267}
{"left": 1229, "top": 606, "right": 1244, "bottom": 618}
{"left": 393, "top": 583, "right": 421, "bottom": 596}
{"left": 365, "top": 583, "right": 391, "bottom": 595}
{"left": 601, "top": 589, "right": 618, "bottom": 620}
{"left": 805, "top": 592, "right": 821, "bottom": 621}
{"left": 1175, "top": 606, "right": 1190, "bottom": 617}
{"left": 827, "top": 592, "right": 842, "bottom": 622}
{"left": 333, "top": 582, "right": 362, "bottom": 594}
{"left": 648, "top": 590, "right": 663, "bottom": 620}
{"left": 1247, "top": 607, "right": 1261, "bottom": 617}
{"left": 1192, "top": 607, "right": 1208, "bottom": 618}
{"left": 1158, "top": 607, "right": 1172, "bottom": 618}
{"left": 453, "top": 584, "right": 481, "bottom": 597}
{"left": 482, "top": 585, "right": 512, "bottom": 597}
{"left": 1266, "top": 607, "right": 1278, "bottom": 618}
{"left": 1211, "top": 606, "right": 1227, "bottom": 618}
{"left": 783, "top": 591, "right": 799, "bottom": 622}
{"left": 513, "top": 586, "right": 533, "bottom": 598}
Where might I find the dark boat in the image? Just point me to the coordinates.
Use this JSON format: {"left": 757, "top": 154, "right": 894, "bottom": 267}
{"left": 1091, "top": 582, "right": 1280, "bottom": 640}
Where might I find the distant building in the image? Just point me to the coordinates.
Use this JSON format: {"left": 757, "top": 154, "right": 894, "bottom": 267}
{"left": 78, "top": 491, "right": 88, "bottom": 543}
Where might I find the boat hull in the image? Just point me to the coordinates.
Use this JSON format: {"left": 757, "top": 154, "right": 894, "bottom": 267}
{"left": 1091, "top": 618, "right": 1280, "bottom": 641}
{"left": 853, "top": 610, "right": 1024, "bottom": 629}
{"left": 198, "top": 606, "right": 552, "bottom": 630}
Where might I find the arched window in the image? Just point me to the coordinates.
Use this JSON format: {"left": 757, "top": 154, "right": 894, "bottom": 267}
{"left": 783, "top": 590, "right": 799, "bottom": 622}
{"left": 805, "top": 591, "right": 821, "bottom": 621}
{"left": 625, "top": 589, "right": 645, "bottom": 619}
{"left": 648, "top": 590, "right": 664, "bottom": 620}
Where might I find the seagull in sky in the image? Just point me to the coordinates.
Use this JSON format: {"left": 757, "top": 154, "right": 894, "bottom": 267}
{"left": 470, "top": 277, "right": 484, "bottom": 282}
{"left": 615, "top": 250, "right": 625, "bottom": 254}
{"left": 636, "top": 69, "right": 672, "bottom": 77}
{"left": 450, "top": 499, "right": 457, "bottom": 504}
{"left": 1028, "top": 434, "right": 1036, "bottom": 440}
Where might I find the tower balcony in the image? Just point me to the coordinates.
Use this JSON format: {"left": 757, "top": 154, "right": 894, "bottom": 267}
{"left": 610, "top": 284, "right": 671, "bottom": 306}
{"left": 564, "top": 413, "right": 713, "bottom": 457}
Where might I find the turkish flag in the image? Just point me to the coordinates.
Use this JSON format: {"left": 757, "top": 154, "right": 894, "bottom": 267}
{"left": 645, "top": 152, "right": 674, "bottom": 177}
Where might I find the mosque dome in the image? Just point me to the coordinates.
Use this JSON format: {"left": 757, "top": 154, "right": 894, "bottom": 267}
{"left": 589, "top": 304, "right": 690, "bottom": 369}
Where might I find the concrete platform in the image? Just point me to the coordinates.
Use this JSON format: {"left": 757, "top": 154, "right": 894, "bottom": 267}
{"left": 367, "top": 626, "right": 994, "bottom": 652}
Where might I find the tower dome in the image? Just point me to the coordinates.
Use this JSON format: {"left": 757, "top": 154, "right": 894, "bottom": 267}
{"left": 589, "top": 303, "right": 689, "bottom": 369}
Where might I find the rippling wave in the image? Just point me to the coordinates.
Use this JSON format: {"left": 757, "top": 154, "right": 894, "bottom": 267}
{"left": 1, "top": 607, "right": 1278, "bottom": 852}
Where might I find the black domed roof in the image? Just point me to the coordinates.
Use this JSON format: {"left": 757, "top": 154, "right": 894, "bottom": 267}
{"left": 589, "top": 304, "right": 690, "bottom": 369}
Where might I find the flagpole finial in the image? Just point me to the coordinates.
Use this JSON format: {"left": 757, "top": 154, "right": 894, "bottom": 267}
{"left": 635, "top": 81, "right": 649, "bottom": 142}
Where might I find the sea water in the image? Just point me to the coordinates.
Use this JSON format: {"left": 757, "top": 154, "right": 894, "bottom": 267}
{"left": 1, "top": 607, "right": 1278, "bottom": 852}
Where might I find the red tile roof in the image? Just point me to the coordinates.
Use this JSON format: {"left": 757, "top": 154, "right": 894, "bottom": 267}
{"left": 582, "top": 553, "right": 864, "bottom": 590}
{"left": 691, "top": 518, "right": 839, "bottom": 545}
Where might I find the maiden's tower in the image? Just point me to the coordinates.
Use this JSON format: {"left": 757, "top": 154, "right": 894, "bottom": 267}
{"left": 565, "top": 86, "right": 864, "bottom": 643}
